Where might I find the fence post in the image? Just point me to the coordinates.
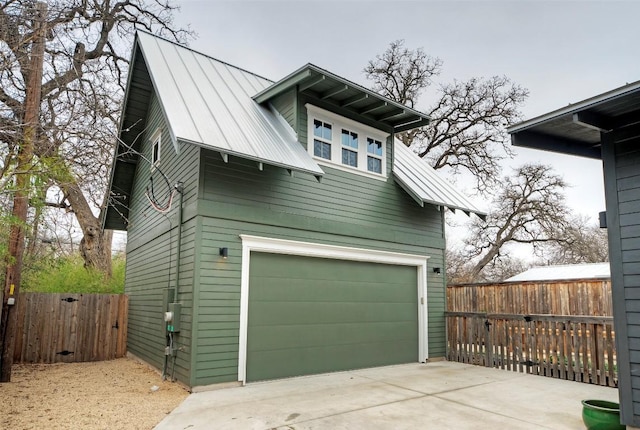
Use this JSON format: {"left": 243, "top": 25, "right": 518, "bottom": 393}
{"left": 484, "top": 318, "right": 492, "bottom": 367}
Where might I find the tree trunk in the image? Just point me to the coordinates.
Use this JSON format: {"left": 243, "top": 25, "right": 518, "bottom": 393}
{"left": 0, "top": 2, "right": 47, "bottom": 382}
{"left": 469, "top": 237, "right": 509, "bottom": 281}
{"left": 62, "top": 181, "right": 112, "bottom": 278}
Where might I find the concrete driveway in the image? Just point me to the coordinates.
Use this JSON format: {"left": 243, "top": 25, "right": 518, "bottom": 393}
{"left": 154, "top": 361, "right": 619, "bottom": 429}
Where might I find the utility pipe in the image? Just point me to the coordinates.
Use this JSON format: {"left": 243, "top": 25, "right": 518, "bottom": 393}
{"left": 174, "top": 182, "right": 184, "bottom": 298}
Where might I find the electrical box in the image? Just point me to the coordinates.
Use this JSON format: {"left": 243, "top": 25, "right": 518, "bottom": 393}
{"left": 162, "top": 288, "right": 175, "bottom": 328}
{"left": 163, "top": 288, "right": 175, "bottom": 312}
{"left": 166, "top": 302, "right": 181, "bottom": 333}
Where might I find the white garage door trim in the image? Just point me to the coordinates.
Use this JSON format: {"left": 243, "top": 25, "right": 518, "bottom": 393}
{"left": 238, "top": 234, "right": 430, "bottom": 385}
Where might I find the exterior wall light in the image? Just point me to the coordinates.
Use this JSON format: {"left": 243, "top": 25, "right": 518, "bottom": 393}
{"left": 433, "top": 267, "right": 441, "bottom": 274}
{"left": 219, "top": 247, "right": 228, "bottom": 259}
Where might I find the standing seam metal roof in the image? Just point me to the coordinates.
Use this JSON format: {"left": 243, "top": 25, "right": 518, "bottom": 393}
{"left": 136, "top": 31, "right": 324, "bottom": 176}
{"left": 393, "top": 141, "right": 486, "bottom": 218}
{"left": 117, "top": 32, "right": 484, "bottom": 220}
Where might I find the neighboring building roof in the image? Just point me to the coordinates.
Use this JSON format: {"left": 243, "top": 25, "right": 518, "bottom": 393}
{"left": 507, "top": 80, "right": 640, "bottom": 159}
{"left": 393, "top": 141, "right": 487, "bottom": 218}
{"left": 134, "top": 31, "right": 324, "bottom": 177}
{"left": 254, "top": 64, "right": 430, "bottom": 133}
{"left": 505, "top": 262, "right": 610, "bottom": 282}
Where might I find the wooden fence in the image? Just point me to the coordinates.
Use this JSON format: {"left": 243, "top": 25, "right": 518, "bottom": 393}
{"left": 446, "top": 280, "right": 617, "bottom": 387}
{"left": 447, "top": 279, "right": 612, "bottom": 316}
{"left": 445, "top": 312, "right": 617, "bottom": 387}
{"left": 12, "top": 293, "right": 128, "bottom": 363}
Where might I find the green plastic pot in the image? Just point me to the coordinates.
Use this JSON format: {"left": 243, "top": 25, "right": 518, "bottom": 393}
{"left": 582, "top": 400, "right": 625, "bottom": 430}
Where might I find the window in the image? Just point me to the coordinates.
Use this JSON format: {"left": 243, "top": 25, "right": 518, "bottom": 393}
{"left": 306, "top": 104, "right": 388, "bottom": 179}
{"left": 313, "top": 119, "right": 332, "bottom": 160}
{"left": 341, "top": 129, "right": 358, "bottom": 167}
{"left": 150, "top": 129, "right": 161, "bottom": 169}
{"left": 367, "top": 138, "right": 382, "bottom": 174}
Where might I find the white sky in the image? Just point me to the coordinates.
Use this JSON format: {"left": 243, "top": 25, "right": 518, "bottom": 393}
{"left": 168, "top": 0, "right": 640, "bottom": 255}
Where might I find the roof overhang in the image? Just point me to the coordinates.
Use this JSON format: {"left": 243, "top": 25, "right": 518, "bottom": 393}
{"left": 508, "top": 80, "right": 640, "bottom": 159}
{"left": 392, "top": 141, "right": 486, "bottom": 219}
{"left": 254, "top": 64, "right": 430, "bottom": 133}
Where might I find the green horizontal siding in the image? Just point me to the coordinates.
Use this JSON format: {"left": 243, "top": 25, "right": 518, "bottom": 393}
{"left": 192, "top": 108, "right": 446, "bottom": 385}
{"left": 126, "top": 86, "right": 448, "bottom": 388}
{"left": 192, "top": 214, "right": 445, "bottom": 386}
{"left": 125, "top": 88, "right": 200, "bottom": 386}
{"left": 126, "top": 92, "right": 200, "bottom": 245}
{"left": 269, "top": 89, "right": 296, "bottom": 129}
{"left": 200, "top": 156, "right": 442, "bottom": 243}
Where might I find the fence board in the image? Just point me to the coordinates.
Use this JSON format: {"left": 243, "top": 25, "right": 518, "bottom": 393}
{"left": 447, "top": 280, "right": 617, "bottom": 387}
{"left": 573, "top": 322, "right": 582, "bottom": 382}
{"left": 445, "top": 312, "right": 617, "bottom": 388}
{"left": 448, "top": 279, "right": 612, "bottom": 316}
{"left": 12, "top": 293, "right": 128, "bottom": 364}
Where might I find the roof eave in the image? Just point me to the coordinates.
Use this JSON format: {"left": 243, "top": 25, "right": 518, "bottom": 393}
{"left": 510, "top": 131, "right": 602, "bottom": 159}
{"left": 253, "top": 67, "right": 313, "bottom": 103}
{"left": 102, "top": 35, "right": 144, "bottom": 231}
{"left": 177, "top": 137, "right": 325, "bottom": 178}
{"left": 392, "top": 172, "right": 487, "bottom": 219}
{"left": 253, "top": 63, "right": 430, "bottom": 131}
{"left": 508, "top": 79, "right": 640, "bottom": 135}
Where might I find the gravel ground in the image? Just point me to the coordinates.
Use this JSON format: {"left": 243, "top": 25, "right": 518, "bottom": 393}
{"left": 1, "top": 357, "right": 189, "bottom": 430}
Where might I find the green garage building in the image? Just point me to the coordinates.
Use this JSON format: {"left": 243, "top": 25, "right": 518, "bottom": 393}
{"left": 104, "top": 32, "right": 484, "bottom": 390}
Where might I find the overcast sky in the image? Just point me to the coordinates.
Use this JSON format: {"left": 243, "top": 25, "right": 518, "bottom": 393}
{"left": 170, "top": 0, "right": 640, "bottom": 250}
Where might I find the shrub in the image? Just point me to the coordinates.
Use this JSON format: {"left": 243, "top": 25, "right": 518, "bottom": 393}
{"left": 22, "top": 254, "right": 125, "bottom": 294}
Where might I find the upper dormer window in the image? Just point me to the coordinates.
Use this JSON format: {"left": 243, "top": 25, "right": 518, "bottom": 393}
{"left": 367, "top": 138, "right": 383, "bottom": 174}
{"left": 313, "top": 119, "right": 332, "bottom": 160}
{"left": 306, "top": 104, "right": 388, "bottom": 179}
{"left": 341, "top": 129, "right": 358, "bottom": 167}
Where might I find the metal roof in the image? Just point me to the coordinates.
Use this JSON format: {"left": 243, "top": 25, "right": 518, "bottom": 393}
{"left": 105, "top": 32, "right": 484, "bottom": 229}
{"left": 392, "top": 141, "right": 487, "bottom": 218}
{"left": 508, "top": 80, "right": 640, "bottom": 159}
{"left": 254, "top": 64, "right": 430, "bottom": 133}
{"left": 505, "top": 263, "right": 610, "bottom": 282}
{"left": 136, "top": 31, "right": 324, "bottom": 177}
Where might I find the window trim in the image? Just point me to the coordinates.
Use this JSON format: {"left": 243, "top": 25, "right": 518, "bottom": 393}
{"left": 366, "top": 137, "right": 384, "bottom": 174}
{"left": 237, "top": 234, "right": 430, "bottom": 385}
{"left": 306, "top": 104, "right": 389, "bottom": 180}
{"left": 150, "top": 128, "right": 162, "bottom": 170}
{"left": 341, "top": 128, "right": 358, "bottom": 167}
{"left": 312, "top": 119, "right": 332, "bottom": 160}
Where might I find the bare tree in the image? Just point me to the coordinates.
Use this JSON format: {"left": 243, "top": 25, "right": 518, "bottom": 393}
{"left": 478, "top": 255, "right": 531, "bottom": 283}
{"left": 445, "top": 247, "right": 473, "bottom": 284}
{"left": 543, "top": 215, "right": 609, "bottom": 264}
{"left": 0, "top": 0, "right": 190, "bottom": 277}
{"left": 364, "top": 40, "right": 442, "bottom": 108}
{"left": 446, "top": 247, "right": 530, "bottom": 284}
{"left": 462, "top": 164, "right": 570, "bottom": 280}
{"left": 365, "top": 40, "right": 528, "bottom": 191}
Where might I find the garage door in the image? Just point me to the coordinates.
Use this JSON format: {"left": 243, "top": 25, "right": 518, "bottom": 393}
{"left": 246, "top": 252, "right": 418, "bottom": 382}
